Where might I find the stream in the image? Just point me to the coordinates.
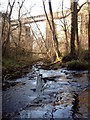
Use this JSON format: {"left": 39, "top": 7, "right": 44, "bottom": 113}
{"left": 2, "top": 63, "right": 90, "bottom": 119}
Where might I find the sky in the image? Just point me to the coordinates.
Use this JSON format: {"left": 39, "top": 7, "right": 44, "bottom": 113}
{"left": 0, "top": 0, "right": 87, "bottom": 19}
{"left": 0, "top": 0, "right": 87, "bottom": 38}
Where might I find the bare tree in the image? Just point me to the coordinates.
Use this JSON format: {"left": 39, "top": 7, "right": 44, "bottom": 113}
{"left": 76, "top": 1, "right": 87, "bottom": 50}
{"left": 87, "top": 0, "right": 90, "bottom": 51}
{"left": 43, "top": 0, "right": 60, "bottom": 60}
{"left": 75, "top": 1, "right": 80, "bottom": 50}
{"left": 70, "top": 0, "right": 76, "bottom": 56}
{"left": 61, "top": 0, "right": 69, "bottom": 53}
{"left": 2, "top": 0, "right": 16, "bottom": 55}
{"left": 17, "top": 0, "right": 25, "bottom": 47}
{"left": 48, "top": 0, "right": 60, "bottom": 58}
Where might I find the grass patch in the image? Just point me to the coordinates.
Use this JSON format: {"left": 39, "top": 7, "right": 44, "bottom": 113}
{"left": 2, "top": 57, "right": 26, "bottom": 70}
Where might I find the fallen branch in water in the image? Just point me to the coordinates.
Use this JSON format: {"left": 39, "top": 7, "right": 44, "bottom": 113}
{"left": 43, "top": 58, "right": 62, "bottom": 69}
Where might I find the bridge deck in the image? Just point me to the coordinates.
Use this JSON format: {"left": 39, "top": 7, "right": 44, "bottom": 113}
{"left": 11, "top": 11, "right": 71, "bottom": 26}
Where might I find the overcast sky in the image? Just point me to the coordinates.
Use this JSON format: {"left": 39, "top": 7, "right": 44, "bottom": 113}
{"left": 0, "top": 0, "right": 87, "bottom": 38}
{"left": 0, "top": 0, "right": 87, "bottom": 19}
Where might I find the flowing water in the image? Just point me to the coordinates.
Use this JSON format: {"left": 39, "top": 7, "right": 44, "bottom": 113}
{"left": 2, "top": 63, "right": 90, "bottom": 119}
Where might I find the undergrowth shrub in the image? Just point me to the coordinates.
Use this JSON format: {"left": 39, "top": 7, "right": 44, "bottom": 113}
{"left": 67, "top": 60, "right": 88, "bottom": 70}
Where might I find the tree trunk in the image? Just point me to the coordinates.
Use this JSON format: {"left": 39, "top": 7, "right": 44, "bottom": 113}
{"left": 88, "top": 1, "right": 90, "bottom": 51}
{"left": 75, "top": 2, "right": 80, "bottom": 50}
{"left": 70, "top": 0, "right": 76, "bottom": 56}
{"left": 18, "top": 19, "right": 22, "bottom": 47}
{"left": 2, "top": 19, "right": 11, "bottom": 55}
{"left": 18, "top": 0, "right": 25, "bottom": 47}
{"left": 48, "top": 0, "right": 60, "bottom": 59}
{"left": 2, "top": 0, "right": 16, "bottom": 56}
{"left": 62, "top": 1, "right": 69, "bottom": 53}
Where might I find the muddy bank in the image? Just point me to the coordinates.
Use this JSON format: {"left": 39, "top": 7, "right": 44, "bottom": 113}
{"left": 2, "top": 58, "right": 44, "bottom": 82}
{"left": 2, "top": 65, "right": 32, "bottom": 91}
{"left": 2, "top": 61, "right": 44, "bottom": 90}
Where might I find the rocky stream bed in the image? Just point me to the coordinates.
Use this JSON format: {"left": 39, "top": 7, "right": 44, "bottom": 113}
{"left": 2, "top": 63, "right": 90, "bottom": 119}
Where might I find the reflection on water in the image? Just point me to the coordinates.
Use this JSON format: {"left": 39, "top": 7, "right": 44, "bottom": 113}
{"left": 36, "top": 74, "right": 43, "bottom": 96}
